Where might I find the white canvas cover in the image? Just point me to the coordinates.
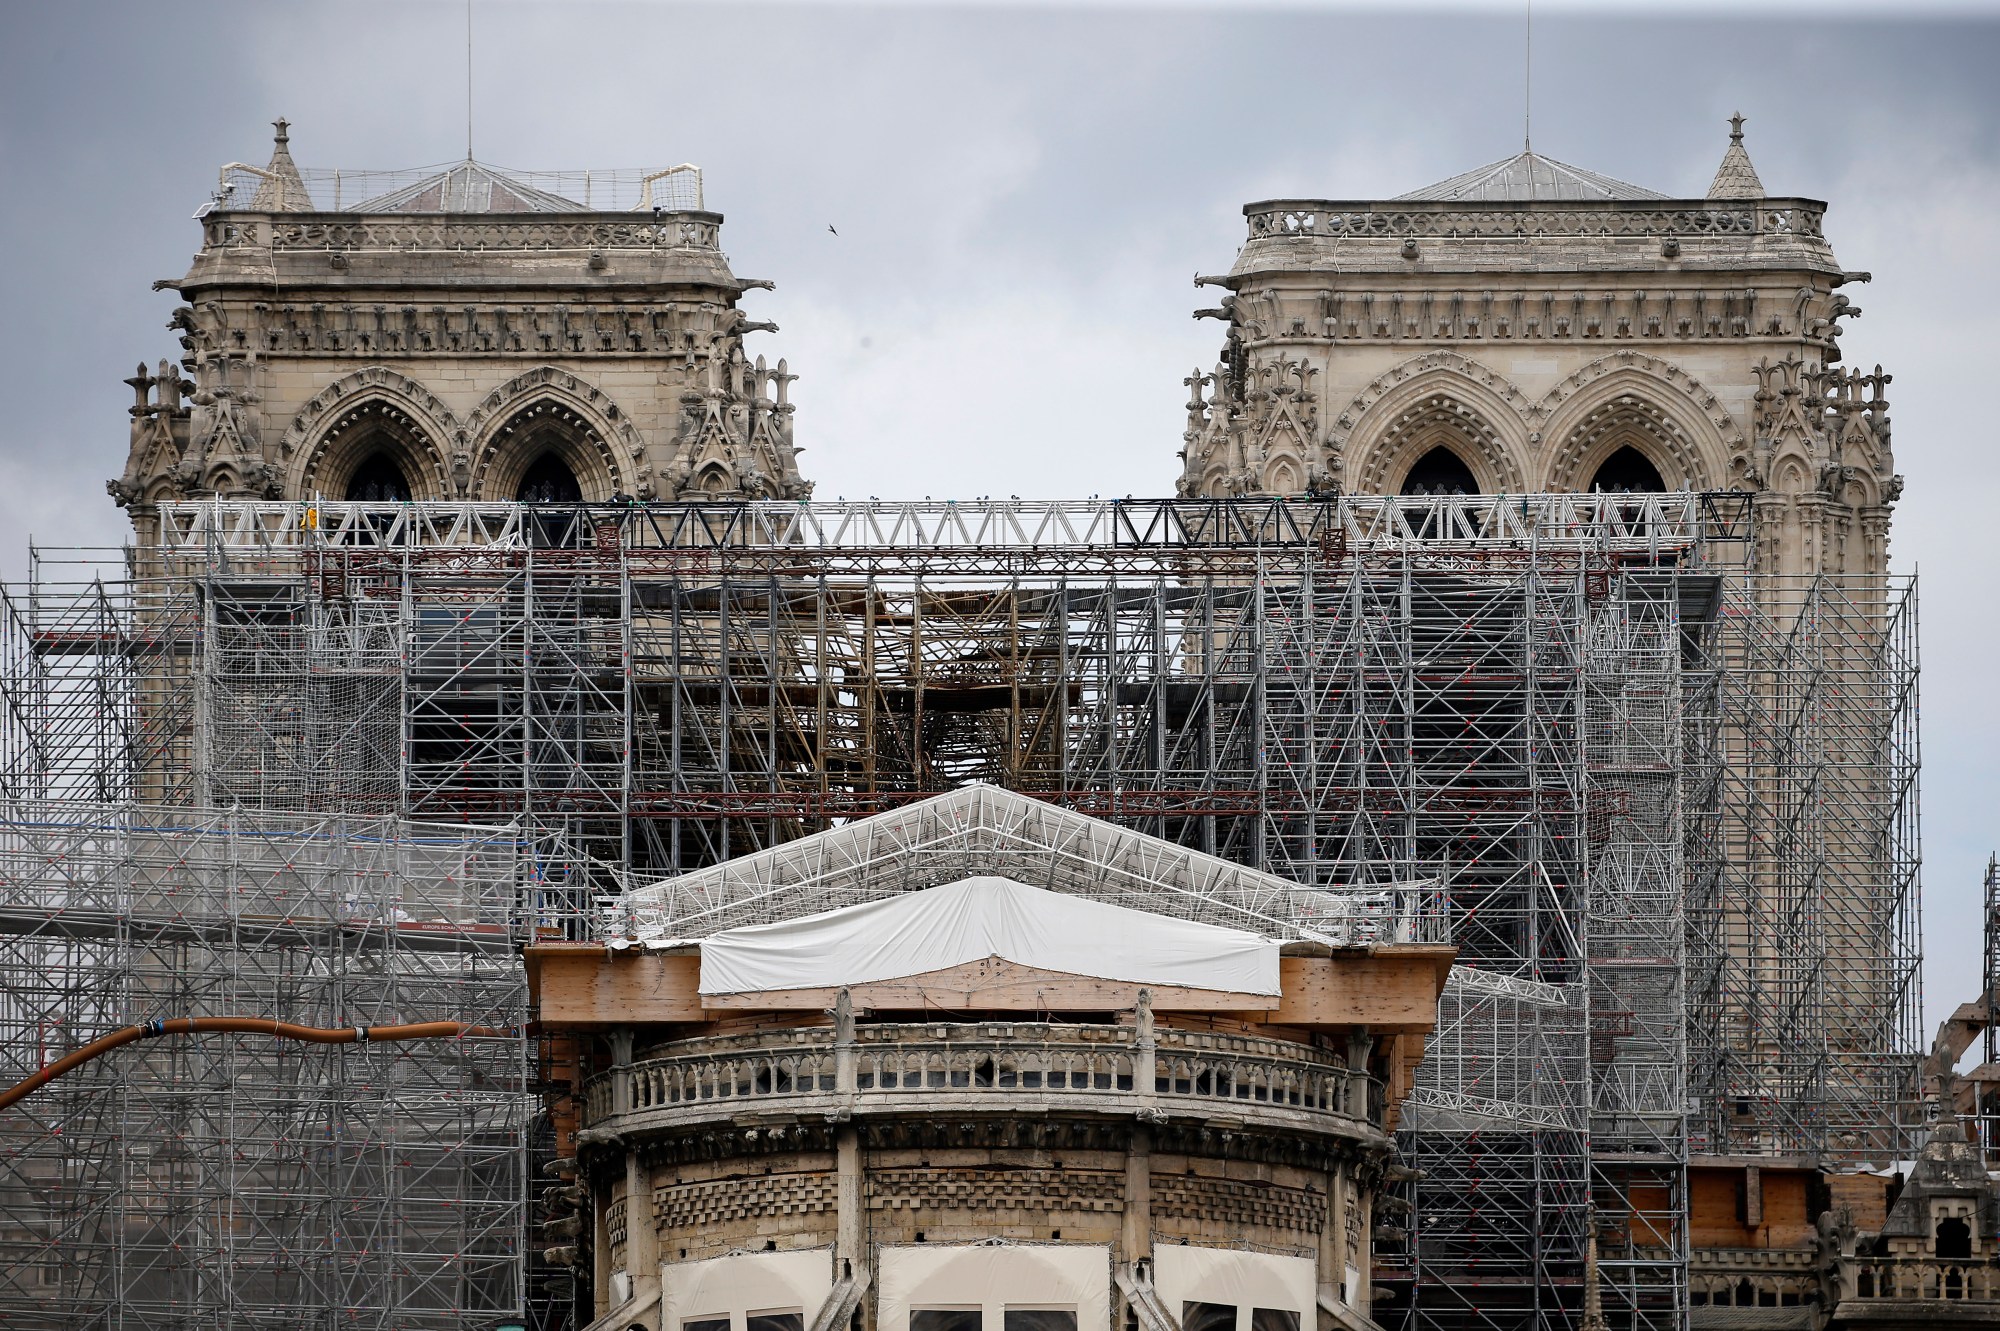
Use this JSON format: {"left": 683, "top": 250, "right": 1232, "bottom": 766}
{"left": 877, "top": 1242, "right": 1111, "bottom": 1330}
{"left": 696, "top": 875, "right": 1279, "bottom": 997}
{"left": 1151, "top": 1246, "right": 1316, "bottom": 1328}
{"left": 660, "top": 1248, "right": 832, "bottom": 1327}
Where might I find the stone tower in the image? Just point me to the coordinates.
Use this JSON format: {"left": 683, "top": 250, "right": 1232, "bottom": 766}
{"left": 1178, "top": 115, "right": 1897, "bottom": 581}
{"left": 111, "top": 120, "right": 810, "bottom": 541}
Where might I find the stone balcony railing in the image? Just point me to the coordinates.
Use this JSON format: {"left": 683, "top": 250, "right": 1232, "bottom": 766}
{"left": 199, "top": 211, "right": 724, "bottom": 255}
{"left": 1851, "top": 1256, "right": 2000, "bottom": 1303}
{"left": 1242, "top": 197, "right": 1827, "bottom": 244}
{"left": 580, "top": 1021, "right": 1383, "bottom": 1143}
{"left": 1690, "top": 1246, "right": 1822, "bottom": 1312}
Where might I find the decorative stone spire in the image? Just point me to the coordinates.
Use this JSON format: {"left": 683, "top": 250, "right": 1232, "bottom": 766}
{"left": 1707, "top": 112, "right": 1766, "bottom": 200}
{"left": 250, "top": 117, "right": 312, "bottom": 212}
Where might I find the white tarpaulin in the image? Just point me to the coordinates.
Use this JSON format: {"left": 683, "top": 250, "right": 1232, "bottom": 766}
{"left": 877, "top": 1242, "right": 1111, "bottom": 1330}
{"left": 696, "top": 875, "right": 1279, "bottom": 996}
{"left": 659, "top": 1248, "right": 832, "bottom": 1325}
{"left": 1152, "top": 1246, "right": 1317, "bottom": 1327}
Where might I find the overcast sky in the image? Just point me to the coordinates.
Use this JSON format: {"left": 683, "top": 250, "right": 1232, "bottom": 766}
{"left": 2, "top": 0, "right": 1997, "bottom": 1027}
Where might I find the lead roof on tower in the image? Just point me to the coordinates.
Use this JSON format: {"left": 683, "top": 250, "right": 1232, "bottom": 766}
{"left": 351, "top": 160, "right": 587, "bottom": 214}
{"left": 1394, "top": 150, "right": 1669, "bottom": 203}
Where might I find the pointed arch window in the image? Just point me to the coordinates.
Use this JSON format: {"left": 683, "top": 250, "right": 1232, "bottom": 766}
{"left": 517, "top": 452, "right": 582, "bottom": 504}
{"left": 1400, "top": 446, "right": 1480, "bottom": 496}
{"left": 345, "top": 452, "right": 412, "bottom": 502}
{"left": 308, "top": 398, "right": 437, "bottom": 502}
{"left": 1588, "top": 445, "right": 1668, "bottom": 494}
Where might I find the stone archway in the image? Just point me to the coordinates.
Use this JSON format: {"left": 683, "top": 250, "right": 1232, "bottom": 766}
{"left": 1533, "top": 353, "right": 1739, "bottom": 493}
{"left": 1351, "top": 390, "right": 1529, "bottom": 496}
{"left": 461, "top": 367, "right": 642, "bottom": 501}
{"left": 1334, "top": 353, "right": 1533, "bottom": 496}
{"left": 288, "top": 368, "right": 457, "bottom": 501}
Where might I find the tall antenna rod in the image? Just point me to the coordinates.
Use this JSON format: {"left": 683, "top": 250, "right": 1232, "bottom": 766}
{"left": 466, "top": 0, "right": 474, "bottom": 160}
{"left": 1523, "top": 0, "right": 1533, "bottom": 152}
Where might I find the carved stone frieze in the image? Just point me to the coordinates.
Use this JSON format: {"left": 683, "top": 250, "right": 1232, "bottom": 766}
{"left": 1151, "top": 1174, "right": 1325, "bottom": 1240}
{"left": 653, "top": 1171, "right": 836, "bottom": 1231}
{"left": 630, "top": 1123, "right": 838, "bottom": 1169}
{"left": 1244, "top": 200, "right": 1825, "bottom": 243}
{"left": 202, "top": 214, "right": 724, "bottom": 255}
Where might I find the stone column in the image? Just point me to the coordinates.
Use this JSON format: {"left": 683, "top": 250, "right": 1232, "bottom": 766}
{"left": 609, "top": 1027, "right": 661, "bottom": 1307}
{"left": 1123, "top": 991, "right": 1157, "bottom": 1269}
{"left": 1357, "top": 1172, "right": 1376, "bottom": 1318}
{"left": 593, "top": 1175, "right": 613, "bottom": 1322}
{"left": 1322, "top": 1152, "right": 1349, "bottom": 1306}
{"left": 626, "top": 1149, "right": 661, "bottom": 1307}
{"left": 834, "top": 989, "right": 864, "bottom": 1279}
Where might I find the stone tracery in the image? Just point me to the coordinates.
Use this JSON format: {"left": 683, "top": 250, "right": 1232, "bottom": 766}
{"left": 1348, "top": 383, "right": 1530, "bottom": 497}
{"left": 462, "top": 366, "right": 640, "bottom": 501}
{"left": 1532, "top": 352, "right": 1738, "bottom": 493}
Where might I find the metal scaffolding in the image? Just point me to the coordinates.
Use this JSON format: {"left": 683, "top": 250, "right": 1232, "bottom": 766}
{"left": 615, "top": 780, "right": 1449, "bottom": 944}
{"left": 0, "top": 799, "right": 533, "bottom": 1330}
{"left": 0, "top": 495, "right": 1922, "bottom": 1331}
{"left": 1974, "top": 855, "right": 2000, "bottom": 1164}
{"left": 1682, "top": 569, "right": 1924, "bottom": 1163}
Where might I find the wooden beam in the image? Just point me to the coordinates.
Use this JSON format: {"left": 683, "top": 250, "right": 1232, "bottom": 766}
{"left": 530, "top": 945, "right": 704, "bottom": 1027}
{"left": 526, "top": 942, "right": 1456, "bottom": 1034}
{"left": 1271, "top": 948, "right": 1455, "bottom": 1034}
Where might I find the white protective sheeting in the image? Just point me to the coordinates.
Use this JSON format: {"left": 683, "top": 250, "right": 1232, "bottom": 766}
{"left": 696, "top": 875, "right": 1279, "bottom": 997}
{"left": 660, "top": 1248, "right": 832, "bottom": 1327}
{"left": 876, "top": 1242, "right": 1111, "bottom": 1330}
{"left": 1151, "top": 1246, "right": 1316, "bottom": 1328}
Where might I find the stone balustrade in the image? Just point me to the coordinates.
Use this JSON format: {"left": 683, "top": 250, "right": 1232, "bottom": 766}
{"left": 581, "top": 1021, "right": 1377, "bottom": 1140}
{"left": 1689, "top": 1246, "right": 1822, "bottom": 1312}
{"left": 1852, "top": 1257, "right": 2000, "bottom": 1303}
{"left": 200, "top": 212, "right": 724, "bottom": 254}
{"left": 1243, "top": 198, "right": 1826, "bottom": 243}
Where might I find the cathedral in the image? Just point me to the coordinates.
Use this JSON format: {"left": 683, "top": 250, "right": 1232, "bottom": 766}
{"left": 1175, "top": 114, "right": 1894, "bottom": 588}
{"left": 112, "top": 116, "right": 1895, "bottom": 587}
{"left": 35, "top": 115, "right": 1958, "bottom": 1331}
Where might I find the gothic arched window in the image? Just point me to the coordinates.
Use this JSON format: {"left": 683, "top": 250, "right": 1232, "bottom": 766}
{"left": 307, "top": 397, "right": 438, "bottom": 502}
{"left": 1937, "top": 1216, "right": 1972, "bottom": 1260}
{"left": 517, "top": 452, "right": 583, "bottom": 504}
{"left": 346, "top": 452, "right": 413, "bottom": 502}
{"left": 1401, "top": 446, "right": 1480, "bottom": 496}
{"left": 1588, "top": 445, "right": 1668, "bottom": 494}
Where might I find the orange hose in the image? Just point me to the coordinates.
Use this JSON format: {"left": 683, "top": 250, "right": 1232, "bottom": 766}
{"left": 0, "top": 1017, "right": 518, "bottom": 1112}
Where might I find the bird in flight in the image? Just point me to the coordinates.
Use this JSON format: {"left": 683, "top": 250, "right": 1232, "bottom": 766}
{"left": 828, "top": 224, "right": 839, "bottom": 237}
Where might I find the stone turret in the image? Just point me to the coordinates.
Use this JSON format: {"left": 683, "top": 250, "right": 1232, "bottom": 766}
{"left": 1708, "top": 112, "right": 1768, "bottom": 201}
{"left": 248, "top": 117, "right": 311, "bottom": 212}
